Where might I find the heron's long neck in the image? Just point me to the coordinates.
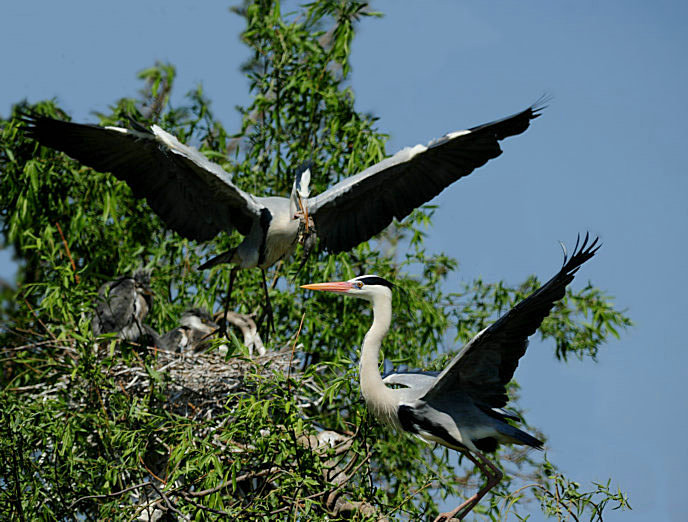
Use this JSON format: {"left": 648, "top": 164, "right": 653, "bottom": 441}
{"left": 360, "top": 295, "right": 399, "bottom": 428}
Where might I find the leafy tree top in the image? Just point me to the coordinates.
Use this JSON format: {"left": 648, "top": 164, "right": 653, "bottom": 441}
{"left": 0, "top": 1, "right": 631, "bottom": 520}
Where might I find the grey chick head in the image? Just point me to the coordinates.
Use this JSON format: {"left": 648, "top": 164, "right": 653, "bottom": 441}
{"left": 179, "top": 308, "right": 219, "bottom": 352}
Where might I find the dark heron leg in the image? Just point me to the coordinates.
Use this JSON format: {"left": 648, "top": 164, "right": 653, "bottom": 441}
{"left": 219, "top": 266, "right": 239, "bottom": 340}
{"left": 433, "top": 451, "right": 503, "bottom": 521}
{"left": 255, "top": 269, "right": 275, "bottom": 343}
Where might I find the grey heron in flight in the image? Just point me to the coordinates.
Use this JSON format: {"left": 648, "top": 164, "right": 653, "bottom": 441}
{"left": 92, "top": 269, "right": 157, "bottom": 344}
{"left": 23, "top": 101, "right": 543, "bottom": 330}
{"left": 301, "top": 234, "right": 600, "bottom": 521}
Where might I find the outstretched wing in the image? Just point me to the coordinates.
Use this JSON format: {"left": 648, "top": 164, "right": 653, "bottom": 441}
{"left": 423, "top": 234, "right": 601, "bottom": 408}
{"left": 22, "top": 114, "right": 264, "bottom": 240}
{"left": 308, "top": 102, "right": 545, "bottom": 253}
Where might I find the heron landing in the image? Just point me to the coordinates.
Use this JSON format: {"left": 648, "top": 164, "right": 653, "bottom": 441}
{"left": 302, "top": 234, "right": 600, "bottom": 521}
{"left": 24, "top": 100, "right": 544, "bottom": 342}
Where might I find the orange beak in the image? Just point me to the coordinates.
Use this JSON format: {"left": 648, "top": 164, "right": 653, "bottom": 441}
{"left": 301, "top": 281, "right": 353, "bottom": 293}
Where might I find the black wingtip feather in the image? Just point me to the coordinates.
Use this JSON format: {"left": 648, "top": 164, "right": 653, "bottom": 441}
{"left": 468, "top": 98, "right": 548, "bottom": 140}
{"left": 530, "top": 93, "right": 553, "bottom": 117}
{"left": 561, "top": 232, "right": 601, "bottom": 276}
{"left": 18, "top": 111, "right": 77, "bottom": 147}
{"left": 17, "top": 110, "right": 42, "bottom": 135}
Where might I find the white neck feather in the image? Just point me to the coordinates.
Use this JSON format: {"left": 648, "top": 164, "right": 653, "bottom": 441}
{"left": 359, "top": 293, "right": 400, "bottom": 429}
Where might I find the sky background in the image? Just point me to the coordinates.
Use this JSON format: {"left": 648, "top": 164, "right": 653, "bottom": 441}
{"left": 1, "top": 1, "right": 687, "bottom": 520}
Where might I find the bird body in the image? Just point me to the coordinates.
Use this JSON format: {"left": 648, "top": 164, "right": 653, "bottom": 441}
{"left": 253, "top": 196, "right": 302, "bottom": 268}
{"left": 23, "top": 101, "right": 544, "bottom": 273}
{"left": 179, "top": 308, "right": 218, "bottom": 349}
{"left": 157, "top": 308, "right": 219, "bottom": 352}
{"left": 341, "top": 279, "right": 542, "bottom": 454}
{"left": 92, "top": 269, "right": 154, "bottom": 343}
{"left": 157, "top": 325, "right": 191, "bottom": 353}
{"left": 302, "top": 234, "right": 600, "bottom": 520}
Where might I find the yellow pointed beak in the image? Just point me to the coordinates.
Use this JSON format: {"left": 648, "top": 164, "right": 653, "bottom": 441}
{"left": 300, "top": 281, "right": 353, "bottom": 293}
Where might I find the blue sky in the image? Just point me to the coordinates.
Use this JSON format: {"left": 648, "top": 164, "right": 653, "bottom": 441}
{"left": 2, "top": 2, "right": 686, "bottom": 520}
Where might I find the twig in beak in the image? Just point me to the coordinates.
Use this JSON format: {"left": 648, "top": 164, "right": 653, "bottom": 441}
{"left": 297, "top": 194, "right": 310, "bottom": 233}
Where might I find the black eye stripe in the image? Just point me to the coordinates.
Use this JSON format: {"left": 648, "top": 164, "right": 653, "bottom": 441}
{"left": 356, "top": 276, "right": 394, "bottom": 289}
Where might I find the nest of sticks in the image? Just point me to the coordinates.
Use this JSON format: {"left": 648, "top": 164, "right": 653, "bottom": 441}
{"left": 108, "top": 344, "right": 299, "bottom": 421}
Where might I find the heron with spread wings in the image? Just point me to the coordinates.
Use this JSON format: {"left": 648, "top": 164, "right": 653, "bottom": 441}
{"left": 301, "top": 234, "right": 600, "bottom": 521}
{"left": 23, "top": 101, "right": 543, "bottom": 333}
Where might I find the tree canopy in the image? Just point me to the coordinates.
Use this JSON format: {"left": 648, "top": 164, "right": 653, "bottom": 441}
{"left": 0, "top": 1, "right": 631, "bottom": 520}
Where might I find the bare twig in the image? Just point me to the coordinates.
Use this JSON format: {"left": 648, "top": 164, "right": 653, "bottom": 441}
{"left": 139, "top": 454, "right": 166, "bottom": 485}
{"left": 68, "top": 481, "right": 153, "bottom": 509}
{"left": 20, "top": 295, "right": 56, "bottom": 340}
{"left": 188, "top": 467, "right": 280, "bottom": 497}
{"left": 179, "top": 492, "right": 233, "bottom": 516}
{"left": 8, "top": 383, "right": 51, "bottom": 392}
{"left": 387, "top": 480, "right": 433, "bottom": 517}
{"left": 500, "top": 482, "right": 543, "bottom": 520}
{"left": 304, "top": 452, "right": 372, "bottom": 501}
{"left": 149, "top": 481, "right": 190, "bottom": 521}
{"left": 270, "top": 261, "right": 282, "bottom": 289}
{"left": 1, "top": 339, "right": 74, "bottom": 353}
{"left": 55, "top": 221, "right": 80, "bottom": 284}
{"left": 117, "top": 380, "right": 130, "bottom": 400}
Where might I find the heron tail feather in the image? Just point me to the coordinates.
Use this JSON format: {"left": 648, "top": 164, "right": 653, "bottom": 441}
{"left": 495, "top": 422, "right": 543, "bottom": 450}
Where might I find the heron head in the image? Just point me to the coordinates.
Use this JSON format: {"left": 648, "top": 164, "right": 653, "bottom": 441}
{"left": 132, "top": 268, "right": 152, "bottom": 287}
{"left": 292, "top": 162, "right": 312, "bottom": 200}
{"left": 301, "top": 274, "right": 394, "bottom": 302}
{"left": 132, "top": 268, "right": 154, "bottom": 304}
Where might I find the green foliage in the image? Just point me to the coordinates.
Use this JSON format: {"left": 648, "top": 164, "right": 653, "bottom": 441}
{"left": 0, "top": 1, "right": 632, "bottom": 520}
{"left": 535, "top": 458, "right": 632, "bottom": 520}
{"left": 497, "top": 457, "right": 631, "bottom": 521}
